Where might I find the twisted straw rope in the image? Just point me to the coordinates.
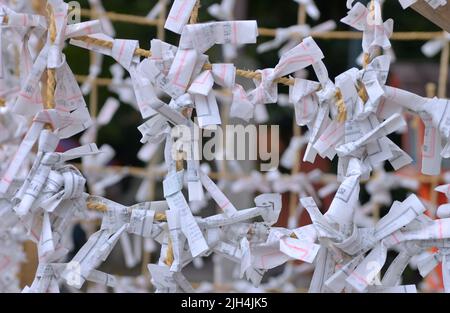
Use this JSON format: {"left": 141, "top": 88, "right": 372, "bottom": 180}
{"left": 46, "top": 4, "right": 57, "bottom": 109}
{"left": 358, "top": 81, "right": 369, "bottom": 103}
{"left": 71, "top": 0, "right": 389, "bottom": 124}
{"left": 189, "top": 0, "right": 201, "bottom": 25}
{"left": 80, "top": 8, "right": 159, "bottom": 27}
{"left": 72, "top": 35, "right": 360, "bottom": 123}
{"left": 77, "top": 8, "right": 445, "bottom": 41}
{"left": 362, "top": 53, "right": 371, "bottom": 69}
{"left": 255, "top": 28, "right": 445, "bottom": 40}
{"left": 73, "top": 35, "right": 295, "bottom": 86}
{"left": 86, "top": 200, "right": 167, "bottom": 221}
{"left": 335, "top": 89, "right": 347, "bottom": 123}
{"left": 46, "top": 68, "right": 56, "bottom": 110}
{"left": 164, "top": 238, "right": 174, "bottom": 266}
{"left": 44, "top": 4, "right": 57, "bottom": 131}
{"left": 154, "top": 212, "right": 167, "bottom": 221}
{"left": 86, "top": 197, "right": 171, "bottom": 266}
{"left": 86, "top": 201, "right": 108, "bottom": 212}
{"left": 362, "top": 1, "right": 376, "bottom": 69}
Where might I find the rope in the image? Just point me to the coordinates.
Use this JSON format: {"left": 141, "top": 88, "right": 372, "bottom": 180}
{"left": 85, "top": 200, "right": 168, "bottom": 222}
{"left": 154, "top": 212, "right": 167, "bottom": 221}
{"left": 189, "top": 0, "right": 201, "bottom": 24}
{"left": 257, "top": 28, "right": 444, "bottom": 41}
{"left": 45, "top": 3, "right": 57, "bottom": 130}
{"left": 80, "top": 8, "right": 159, "bottom": 27}
{"left": 335, "top": 89, "right": 347, "bottom": 123}
{"left": 46, "top": 3, "right": 57, "bottom": 112}
{"left": 369, "top": 0, "right": 376, "bottom": 22}
{"left": 164, "top": 238, "right": 174, "bottom": 266}
{"left": 48, "top": 5, "right": 57, "bottom": 44}
{"left": 357, "top": 81, "right": 369, "bottom": 103}
{"left": 31, "top": 0, "right": 46, "bottom": 15}
{"left": 46, "top": 69, "right": 56, "bottom": 110}
{"left": 66, "top": 1, "right": 446, "bottom": 124}
{"left": 362, "top": 53, "right": 371, "bottom": 69}
{"left": 362, "top": 1, "right": 376, "bottom": 69}
{"left": 74, "top": 36, "right": 151, "bottom": 58}
{"left": 74, "top": 8, "right": 445, "bottom": 41}
{"left": 86, "top": 201, "right": 108, "bottom": 212}
{"left": 72, "top": 36, "right": 295, "bottom": 86}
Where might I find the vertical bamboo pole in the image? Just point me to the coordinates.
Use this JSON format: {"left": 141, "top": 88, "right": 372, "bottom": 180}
{"left": 86, "top": 78, "right": 98, "bottom": 201}
{"left": 422, "top": 82, "right": 445, "bottom": 292}
{"left": 297, "top": 2, "right": 307, "bottom": 26}
{"left": 284, "top": 4, "right": 307, "bottom": 290}
{"left": 87, "top": 12, "right": 102, "bottom": 291}
{"left": 19, "top": 0, "right": 48, "bottom": 289}
{"left": 140, "top": 158, "right": 158, "bottom": 279}
{"left": 19, "top": 242, "right": 38, "bottom": 289}
{"left": 160, "top": 0, "right": 200, "bottom": 277}
{"left": 89, "top": 4, "right": 99, "bottom": 119}
{"left": 89, "top": 78, "right": 98, "bottom": 118}
{"left": 288, "top": 4, "right": 306, "bottom": 224}
{"left": 214, "top": 91, "right": 231, "bottom": 292}
{"left": 373, "top": 0, "right": 381, "bottom": 222}
{"left": 426, "top": 83, "right": 439, "bottom": 208}
{"left": 438, "top": 40, "right": 449, "bottom": 98}
{"left": 141, "top": 0, "right": 168, "bottom": 282}
{"left": 157, "top": 0, "right": 167, "bottom": 41}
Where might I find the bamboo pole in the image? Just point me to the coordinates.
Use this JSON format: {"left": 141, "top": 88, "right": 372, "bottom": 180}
{"left": 425, "top": 83, "right": 440, "bottom": 208}
{"left": 78, "top": 7, "right": 445, "bottom": 41}
{"left": 254, "top": 29, "right": 445, "bottom": 41}
{"left": 80, "top": 8, "right": 159, "bottom": 26}
{"left": 20, "top": 0, "right": 49, "bottom": 289}
{"left": 157, "top": 0, "right": 167, "bottom": 41}
{"left": 88, "top": 5, "right": 99, "bottom": 119}
{"left": 411, "top": 1, "right": 450, "bottom": 33}
{"left": 75, "top": 162, "right": 340, "bottom": 183}
{"left": 438, "top": 41, "right": 449, "bottom": 98}
{"left": 140, "top": 0, "right": 168, "bottom": 282}
{"left": 89, "top": 80, "right": 98, "bottom": 118}
{"left": 288, "top": 3, "right": 306, "bottom": 229}
{"left": 139, "top": 158, "right": 159, "bottom": 279}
